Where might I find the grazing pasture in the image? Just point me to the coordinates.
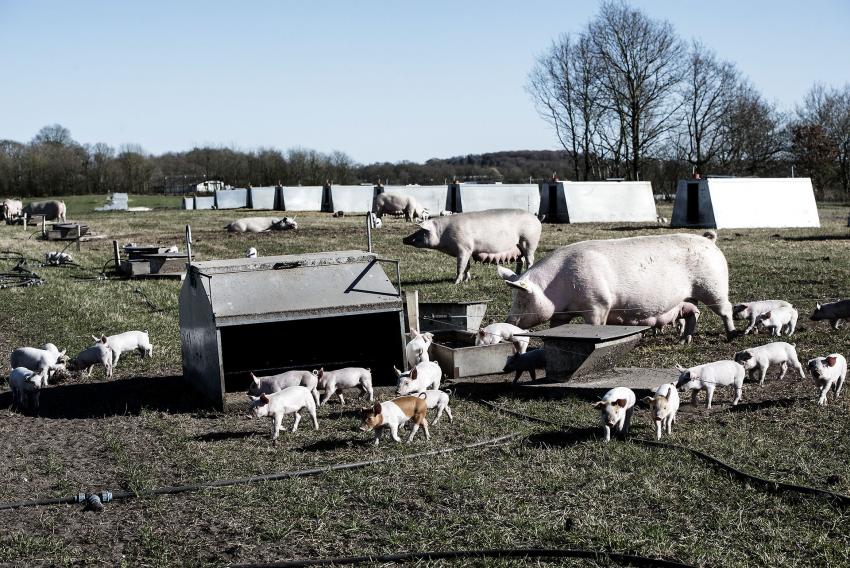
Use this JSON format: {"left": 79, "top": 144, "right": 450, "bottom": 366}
{"left": 1, "top": 196, "right": 849, "bottom": 567}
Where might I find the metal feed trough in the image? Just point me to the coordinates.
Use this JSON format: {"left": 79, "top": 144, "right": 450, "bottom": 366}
{"left": 119, "top": 245, "right": 186, "bottom": 280}
{"left": 414, "top": 301, "right": 489, "bottom": 333}
{"left": 518, "top": 324, "right": 649, "bottom": 381}
{"left": 428, "top": 330, "right": 515, "bottom": 379}
{"left": 46, "top": 223, "right": 89, "bottom": 241}
{"left": 179, "top": 250, "right": 405, "bottom": 408}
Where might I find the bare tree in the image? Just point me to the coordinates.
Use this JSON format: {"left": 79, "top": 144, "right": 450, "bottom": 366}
{"left": 527, "top": 33, "right": 604, "bottom": 181}
{"left": 795, "top": 83, "right": 850, "bottom": 194}
{"left": 589, "top": 1, "right": 686, "bottom": 180}
{"left": 717, "top": 83, "right": 787, "bottom": 175}
{"left": 676, "top": 41, "right": 740, "bottom": 175}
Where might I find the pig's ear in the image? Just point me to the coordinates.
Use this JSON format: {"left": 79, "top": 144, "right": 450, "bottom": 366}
{"left": 91, "top": 335, "right": 100, "bottom": 342}
{"left": 410, "top": 329, "right": 420, "bottom": 338}
{"left": 410, "top": 368, "right": 418, "bottom": 379}
{"left": 100, "top": 335, "right": 108, "bottom": 344}
{"left": 816, "top": 303, "right": 821, "bottom": 310}
{"left": 393, "top": 366, "right": 402, "bottom": 377}
{"left": 827, "top": 356, "right": 837, "bottom": 367}
{"left": 615, "top": 399, "right": 628, "bottom": 408}
{"left": 251, "top": 373, "right": 260, "bottom": 384}
{"left": 591, "top": 400, "right": 607, "bottom": 409}
{"left": 59, "top": 349, "right": 66, "bottom": 357}
{"left": 478, "top": 329, "right": 485, "bottom": 337}
{"left": 641, "top": 396, "right": 654, "bottom": 405}
{"left": 497, "top": 266, "right": 518, "bottom": 282}
{"left": 259, "top": 393, "right": 270, "bottom": 405}
{"left": 505, "top": 279, "right": 532, "bottom": 293}
{"left": 675, "top": 363, "right": 685, "bottom": 372}
{"left": 373, "top": 402, "right": 382, "bottom": 415}
{"left": 423, "top": 332, "right": 433, "bottom": 342}
{"left": 763, "top": 311, "right": 771, "bottom": 319}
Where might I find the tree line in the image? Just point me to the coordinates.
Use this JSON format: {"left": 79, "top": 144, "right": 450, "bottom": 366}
{"left": 527, "top": 1, "right": 850, "bottom": 198}
{"left": 1, "top": 1, "right": 847, "bottom": 199}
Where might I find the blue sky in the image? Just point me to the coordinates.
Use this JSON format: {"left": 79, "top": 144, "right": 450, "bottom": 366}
{"left": 1, "top": 0, "right": 848, "bottom": 164}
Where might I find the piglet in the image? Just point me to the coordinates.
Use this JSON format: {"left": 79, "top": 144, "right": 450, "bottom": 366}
{"left": 810, "top": 300, "right": 850, "bottom": 329}
{"left": 8, "top": 367, "right": 46, "bottom": 413}
{"left": 10, "top": 346, "right": 67, "bottom": 384}
{"left": 807, "top": 354, "right": 847, "bottom": 406}
{"left": 642, "top": 383, "right": 680, "bottom": 440}
{"left": 91, "top": 331, "right": 152, "bottom": 368}
{"left": 756, "top": 307, "right": 798, "bottom": 336}
{"left": 396, "top": 361, "right": 442, "bottom": 395}
{"left": 248, "top": 385, "right": 318, "bottom": 445}
{"left": 359, "top": 395, "right": 430, "bottom": 445}
{"left": 733, "top": 300, "right": 792, "bottom": 335}
{"left": 503, "top": 348, "right": 546, "bottom": 383}
{"left": 733, "top": 342, "right": 805, "bottom": 385}
{"left": 676, "top": 360, "right": 744, "bottom": 408}
{"left": 315, "top": 367, "right": 373, "bottom": 406}
{"left": 248, "top": 370, "right": 319, "bottom": 405}
{"left": 422, "top": 389, "right": 452, "bottom": 424}
{"left": 591, "top": 387, "right": 636, "bottom": 442}
{"left": 69, "top": 343, "right": 113, "bottom": 379}
{"left": 475, "top": 323, "right": 529, "bottom": 354}
{"left": 405, "top": 329, "right": 434, "bottom": 368}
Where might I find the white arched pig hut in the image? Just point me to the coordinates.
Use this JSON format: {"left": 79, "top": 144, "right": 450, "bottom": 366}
{"left": 538, "top": 181, "right": 657, "bottom": 223}
{"left": 670, "top": 177, "right": 820, "bottom": 229}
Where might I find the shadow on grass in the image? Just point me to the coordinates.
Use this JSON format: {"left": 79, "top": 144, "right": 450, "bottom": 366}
{"left": 1, "top": 375, "right": 204, "bottom": 419}
{"left": 527, "top": 427, "right": 599, "bottom": 447}
{"left": 727, "top": 396, "right": 809, "bottom": 413}
{"left": 193, "top": 430, "right": 259, "bottom": 442}
{"left": 295, "top": 437, "right": 362, "bottom": 452}
{"left": 782, "top": 234, "right": 850, "bottom": 242}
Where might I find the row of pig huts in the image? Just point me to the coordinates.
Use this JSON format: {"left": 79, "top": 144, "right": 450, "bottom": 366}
{"left": 182, "top": 177, "right": 821, "bottom": 228}
{"left": 183, "top": 181, "right": 660, "bottom": 223}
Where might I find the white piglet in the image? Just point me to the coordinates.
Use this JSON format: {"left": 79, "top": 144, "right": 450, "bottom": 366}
{"left": 591, "top": 387, "right": 636, "bottom": 442}
{"left": 248, "top": 386, "right": 318, "bottom": 444}
{"left": 10, "top": 346, "right": 67, "bottom": 383}
{"left": 756, "top": 306, "right": 798, "bottom": 336}
{"left": 396, "top": 361, "right": 442, "bottom": 395}
{"left": 642, "top": 383, "right": 680, "bottom": 440}
{"left": 734, "top": 342, "right": 806, "bottom": 385}
{"left": 475, "top": 323, "right": 529, "bottom": 354}
{"left": 8, "top": 367, "right": 47, "bottom": 412}
{"left": 92, "top": 331, "right": 152, "bottom": 367}
{"left": 676, "top": 360, "right": 745, "bottom": 408}
{"left": 248, "top": 370, "right": 320, "bottom": 406}
{"left": 315, "top": 367, "right": 374, "bottom": 406}
{"left": 405, "top": 329, "right": 434, "bottom": 368}
{"left": 422, "top": 389, "right": 453, "bottom": 424}
{"left": 733, "top": 300, "right": 792, "bottom": 335}
{"left": 69, "top": 343, "right": 113, "bottom": 378}
{"left": 807, "top": 354, "right": 847, "bottom": 406}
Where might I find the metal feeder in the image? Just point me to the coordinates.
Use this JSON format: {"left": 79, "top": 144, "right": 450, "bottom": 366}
{"left": 179, "top": 250, "right": 405, "bottom": 408}
{"left": 428, "top": 330, "right": 515, "bottom": 379}
{"left": 414, "top": 301, "right": 490, "bottom": 333}
{"left": 518, "top": 324, "right": 649, "bottom": 381}
{"left": 46, "top": 223, "right": 89, "bottom": 241}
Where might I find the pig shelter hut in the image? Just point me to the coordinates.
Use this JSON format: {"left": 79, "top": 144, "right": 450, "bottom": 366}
{"left": 670, "top": 177, "right": 820, "bottom": 229}
{"left": 179, "top": 250, "right": 406, "bottom": 408}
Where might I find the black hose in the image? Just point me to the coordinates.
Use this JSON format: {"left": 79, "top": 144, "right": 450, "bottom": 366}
{"left": 231, "top": 548, "right": 697, "bottom": 568}
{"left": 0, "top": 433, "right": 519, "bottom": 511}
{"left": 477, "top": 400, "right": 850, "bottom": 507}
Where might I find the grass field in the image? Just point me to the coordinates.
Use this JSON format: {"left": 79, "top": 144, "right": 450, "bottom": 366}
{"left": 1, "top": 195, "right": 850, "bottom": 567}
